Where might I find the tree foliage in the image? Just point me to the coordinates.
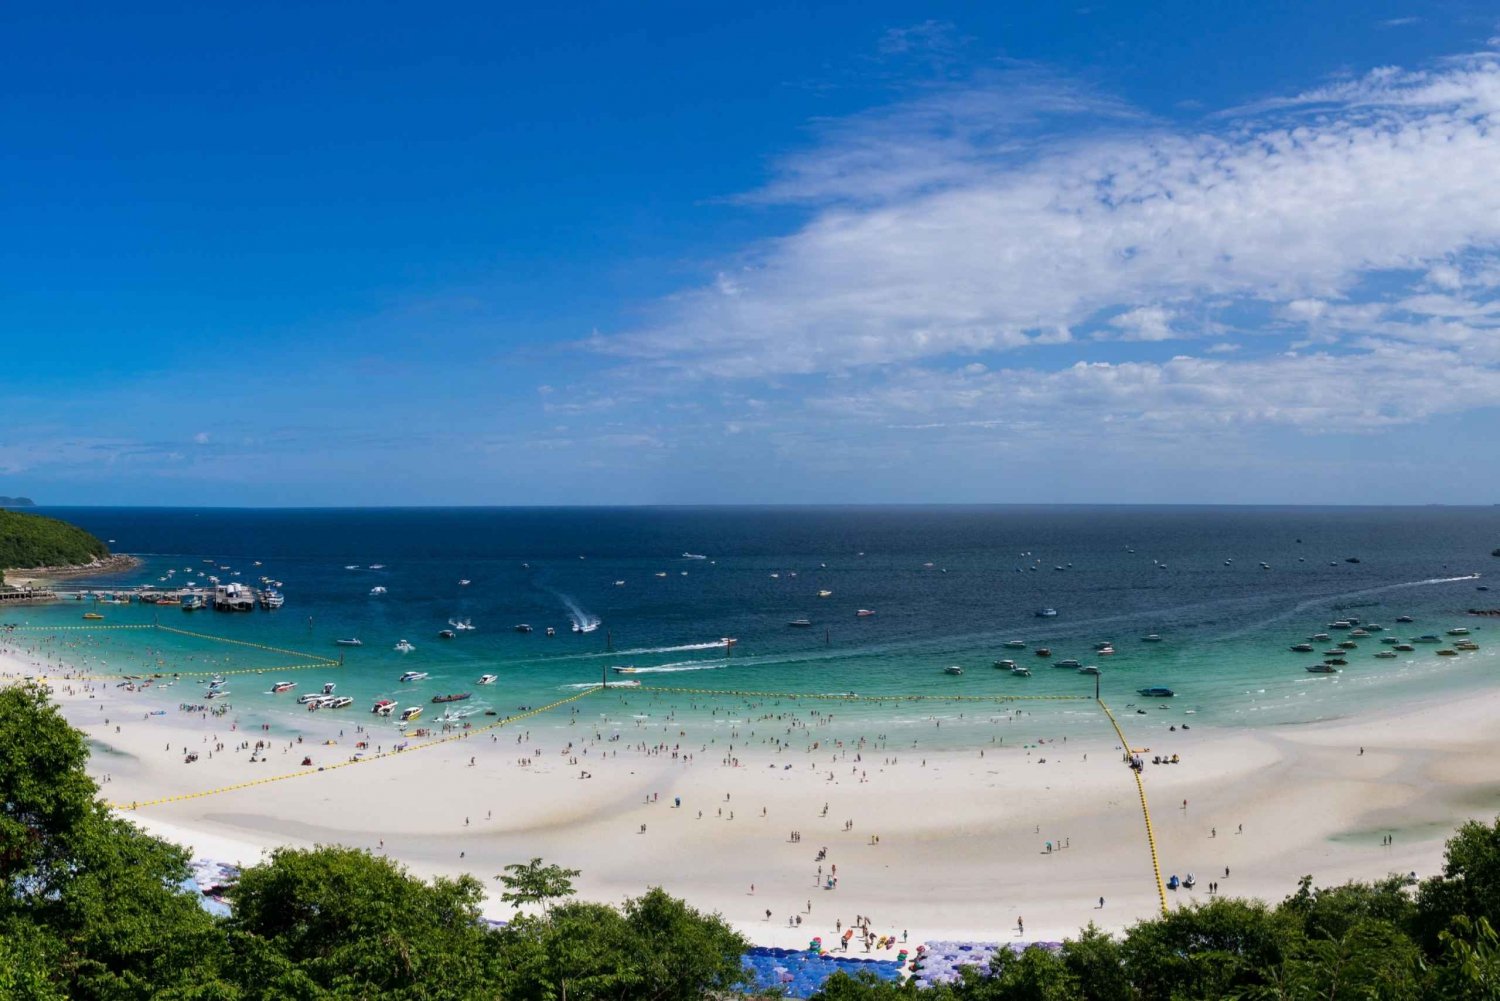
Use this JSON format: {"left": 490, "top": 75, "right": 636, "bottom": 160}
{"left": 497, "top": 856, "right": 581, "bottom": 913}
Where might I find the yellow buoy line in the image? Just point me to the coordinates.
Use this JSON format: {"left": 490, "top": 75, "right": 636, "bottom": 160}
{"left": 111, "top": 687, "right": 599, "bottom": 811}
{"left": 634, "top": 685, "right": 1095, "bottom": 703}
{"left": 155, "top": 623, "right": 341, "bottom": 666}
{"left": 1096, "top": 698, "right": 1169, "bottom": 916}
{"left": 11, "top": 621, "right": 339, "bottom": 681}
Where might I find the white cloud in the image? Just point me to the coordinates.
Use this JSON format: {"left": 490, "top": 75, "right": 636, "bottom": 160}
{"left": 1105, "top": 305, "right": 1176, "bottom": 341}
{"left": 193, "top": 432, "right": 211, "bottom": 444}
{"left": 583, "top": 53, "right": 1500, "bottom": 454}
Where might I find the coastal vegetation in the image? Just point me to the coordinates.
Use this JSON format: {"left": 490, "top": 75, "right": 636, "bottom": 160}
{"left": 6, "top": 679, "right": 1500, "bottom": 1000}
{"left": 0, "top": 509, "right": 110, "bottom": 584}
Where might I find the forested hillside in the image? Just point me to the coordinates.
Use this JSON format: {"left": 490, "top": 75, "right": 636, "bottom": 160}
{"left": 0, "top": 510, "right": 110, "bottom": 584}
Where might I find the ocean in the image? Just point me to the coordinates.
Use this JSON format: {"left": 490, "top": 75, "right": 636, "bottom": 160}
{"left": 9, "top": 505, "right": 1498, "bottom": 744}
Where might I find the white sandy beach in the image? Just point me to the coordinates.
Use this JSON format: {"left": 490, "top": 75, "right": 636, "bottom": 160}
{"left": 4, "top": 633, "right": 1497, "bottom": 951}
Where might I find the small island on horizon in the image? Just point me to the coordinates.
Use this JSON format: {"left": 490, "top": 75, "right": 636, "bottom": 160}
{"left": 0, "top": 495, "right": 35, "bottom": 507}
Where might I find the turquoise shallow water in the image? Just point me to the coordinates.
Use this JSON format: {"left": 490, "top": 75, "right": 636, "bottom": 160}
{"left": 5, "top": 506, "right": 1497, "bottom": 746}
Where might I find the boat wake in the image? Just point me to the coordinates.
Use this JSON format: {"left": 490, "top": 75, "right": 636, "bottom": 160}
{"left": 616, "top": 660, "right": 729, "bottom": 674}
{"left": 549, "top": 640, "right": 733, "bottom": 660}
{"left": 558, "top": 593, "right": 601, "bottom": 633}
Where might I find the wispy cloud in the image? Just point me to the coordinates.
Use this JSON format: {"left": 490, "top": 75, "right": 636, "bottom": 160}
{"left": 586, "top": 53, "right": 1500, "bottom": 447}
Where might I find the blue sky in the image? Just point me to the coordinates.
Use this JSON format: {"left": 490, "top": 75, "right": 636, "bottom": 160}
{"left": 5, "top": 2, "right": 1500, "bottom": 505}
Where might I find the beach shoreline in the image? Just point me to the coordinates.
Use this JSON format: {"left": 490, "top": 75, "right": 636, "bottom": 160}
{"left": 3, "top": 552, "right": 142, "bottom": 588}
{"left": 5, "top": 635, "right": 1497, "bottom": 952}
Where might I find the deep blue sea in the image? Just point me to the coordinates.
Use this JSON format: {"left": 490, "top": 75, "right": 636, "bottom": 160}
{"left": 9, "top": 506, "right": 1499, "bottom": 740}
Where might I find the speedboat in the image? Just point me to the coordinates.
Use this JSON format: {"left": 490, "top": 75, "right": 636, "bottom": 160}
{"left": 1096, "top": 645, "right": 1116, "bottom": 655}
{"left": 1455, "top": 641, "right": 1480, "bottom": 651}
{"left": 1338, "top": 640, "right": 1358, "bottom": 650}
{"left": 372, "top": 699, "right": 396, "bottom": 716}
{"left": 1305, "top": 664, "right": 1339, "bottom": 673}
{"left": 324, "top": 696, "right": 353, "bottom": 709}
{"left": 1138, "top": 687, "right": 1175, "bottom": 697}
{"left": 1010, "top": 665, "right": 1032, "bottom": 677}
{"left": 1349, "top": 629, "right": 1370, "bottom": 638}
{"left": 297, "top": 692, "right": 325, "bottom": 704}
{"left": 369, "top": 586, "right": 387, "bottom": 596}
{"left": 399, "top": 670, "right": 428, "bottom": 682}
{"left": 271, "top": 681, "right": 297, "bottom": 693}
{"left": 1374, "top": 650, "right": 1398, "bottom": 659}
{"left": 1141, "top": 634, "right": 1163, "bottom": 643}
{"left": 545, "top": 627, "right": 556, "bottom": 637}
{"left": 1035, "top": 608, "right": 1058, "bottom": 618}
{"left": 477, "top": 674, "right": 498, "bottom": 685}
{"left": 1395, "top": 615, "right": 1414, "bottom": 623}
{"left": 1004, "top": 640, "right": 1027, "bottom": 649}
{"left": 83, "top": 612, "right": 104, "bottom": 620}
{"left": 322, "top": 682, "right": 336, "bottom": 694}
{"left": 1055, "top": 658, "right": 1081, "bottom": 669}
{"left": 394, "top": 639, "right": 415, "bottom": 653}
{"left": 1437, "top": 649, "right": 1458, "bottom": 657}
{"left": 944, "top": 666, "right": 964, "bottom": 676}
{"left": 1381, "top": 637, "right": 1400, "bottom": 645}
{"left": 459, "top": 579, "right": 471, "bottom": 586}
{"left": 788, "top": 619, "right": 813, "bottom": 627}
{"left": 1414, "top": 634, "right": 1442, "bottom": 643}
{"left": 369, "top": 564, "right": 386, "bottom": 570}
{"left": 515, "top": 624, "right": 533, "bottom": 633}
{"left": 1394, "top": 643, "right": 1416, "bottom": 652}
{"left": 856, "top": 609, "right": 875, "bottom": 617}
{"left": 1448, "top": 627, "right": 1471, "bottom": 636}
{"left": 399, "top": 706, "right": 422, "bottom": 722}
{"left": 450, "top": 618, "right": 476, "bottom": 631}
{"left": 438, "top": 629, "right": 455, "bottom": 639}
{"left": 721, "top": 637, "right": 738, "bottom": 646}
{"left": 682, "top": 552, "right": 707, "bottom": 559}
{"left": 993, "top": 659, "right": 1017, "bottom": 670}
{"left": 336, "top": 638, "right": 362, "bottom": 646}
{"left": 1311, "top": 633, "right": 1331, "bottom": 642}
{"left": 818, "top": 590, "right": 833, "bottom": 597}
{"left": 1329, "top": 620, "right": 1352, "bottom": 630}
{"left": 1035, "top": 647, "right": 1052, "bottom": 658}
{"left": 612, "top": 666, "right": 639, "bottom": 674}
{"left": 1078, "top": 665, "right": 1101, "bottom": 675}
{"left": 1290, "top": 643, "right": 1315, "bottom": 653}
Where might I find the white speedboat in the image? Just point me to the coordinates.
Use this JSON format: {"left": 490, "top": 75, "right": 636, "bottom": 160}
{"left": 1078, "top": 665, "right": 1101, "bottom": 675}
{"left": 394, "top": 639, "right": 415, "bottom": 653}
{"left": 459, "top": 579, "right": 471, "bottom": 586}
{"left": 683, "top": 552, "right": 707, "bottom": 559}
{"left": 818, "top": 589, "right": 833, "bottom": 597}
{"left": 449, "top": 618, "right": 476, "bottom": 631}
{"left": 399, "top": 670, "right": 428, "bottom": 682}
{"left": 336, "top": 638, "right": 362, "bottom": 646}
{"left": 271, "top": 681, "right": 297, "bottom": 693}
{"left": 477, "top": 674, "right": 498, "bottom": 685}
{"left": 1010, "top": 665, "right": 1032, "bottom": 677}
{"left": 856, "top": 609, "right": 875, "bottom": 617}
{"left": 1004, "top": 640, "right": 1026, "bottom": 649}
{"left": 943, "top": 665, "right": 964, "bottom": 676}
{"left": 370, "top": 586, "right": 387, "bottom": 596}
{"left": 373, "top": 699, "right": 396, "bottom": 716}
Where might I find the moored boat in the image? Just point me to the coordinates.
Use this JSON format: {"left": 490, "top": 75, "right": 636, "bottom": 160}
{"left": 1138, "top": 687, "right": 1175, "bottom": 697}
{"left": 477, "top": 674, "right": 498, "bottom": 684}
{"left": 432, "top": 692, "right": 472, "bottom": 703}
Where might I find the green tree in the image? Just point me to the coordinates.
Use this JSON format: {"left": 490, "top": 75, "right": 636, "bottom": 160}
{"left": 497, "top": 857, "right": 581, "bottom": 913}
{"left": 811, "top": 969, "right": 923, "bottom": 1000}
{"left": 1417, "top": 817, "right": 1500, "bottom": 950}
{"left": 0, "top": 682, "right": 232, "bottom": 1000}
{"left": 1432, "top": 915, "right": 1500, "bottom": 1000}
{"left": 1120, "top": 897, "right": 1304, "bottom": 1001}
{"left": 226, "top": 845, "right": 500, "bottom": 1000}
{"left": 495, "top": 887, "right": 749, "bottom": 1001}
{"left": 1058, "top": 925, "right": 1131, "bottom": 1001}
